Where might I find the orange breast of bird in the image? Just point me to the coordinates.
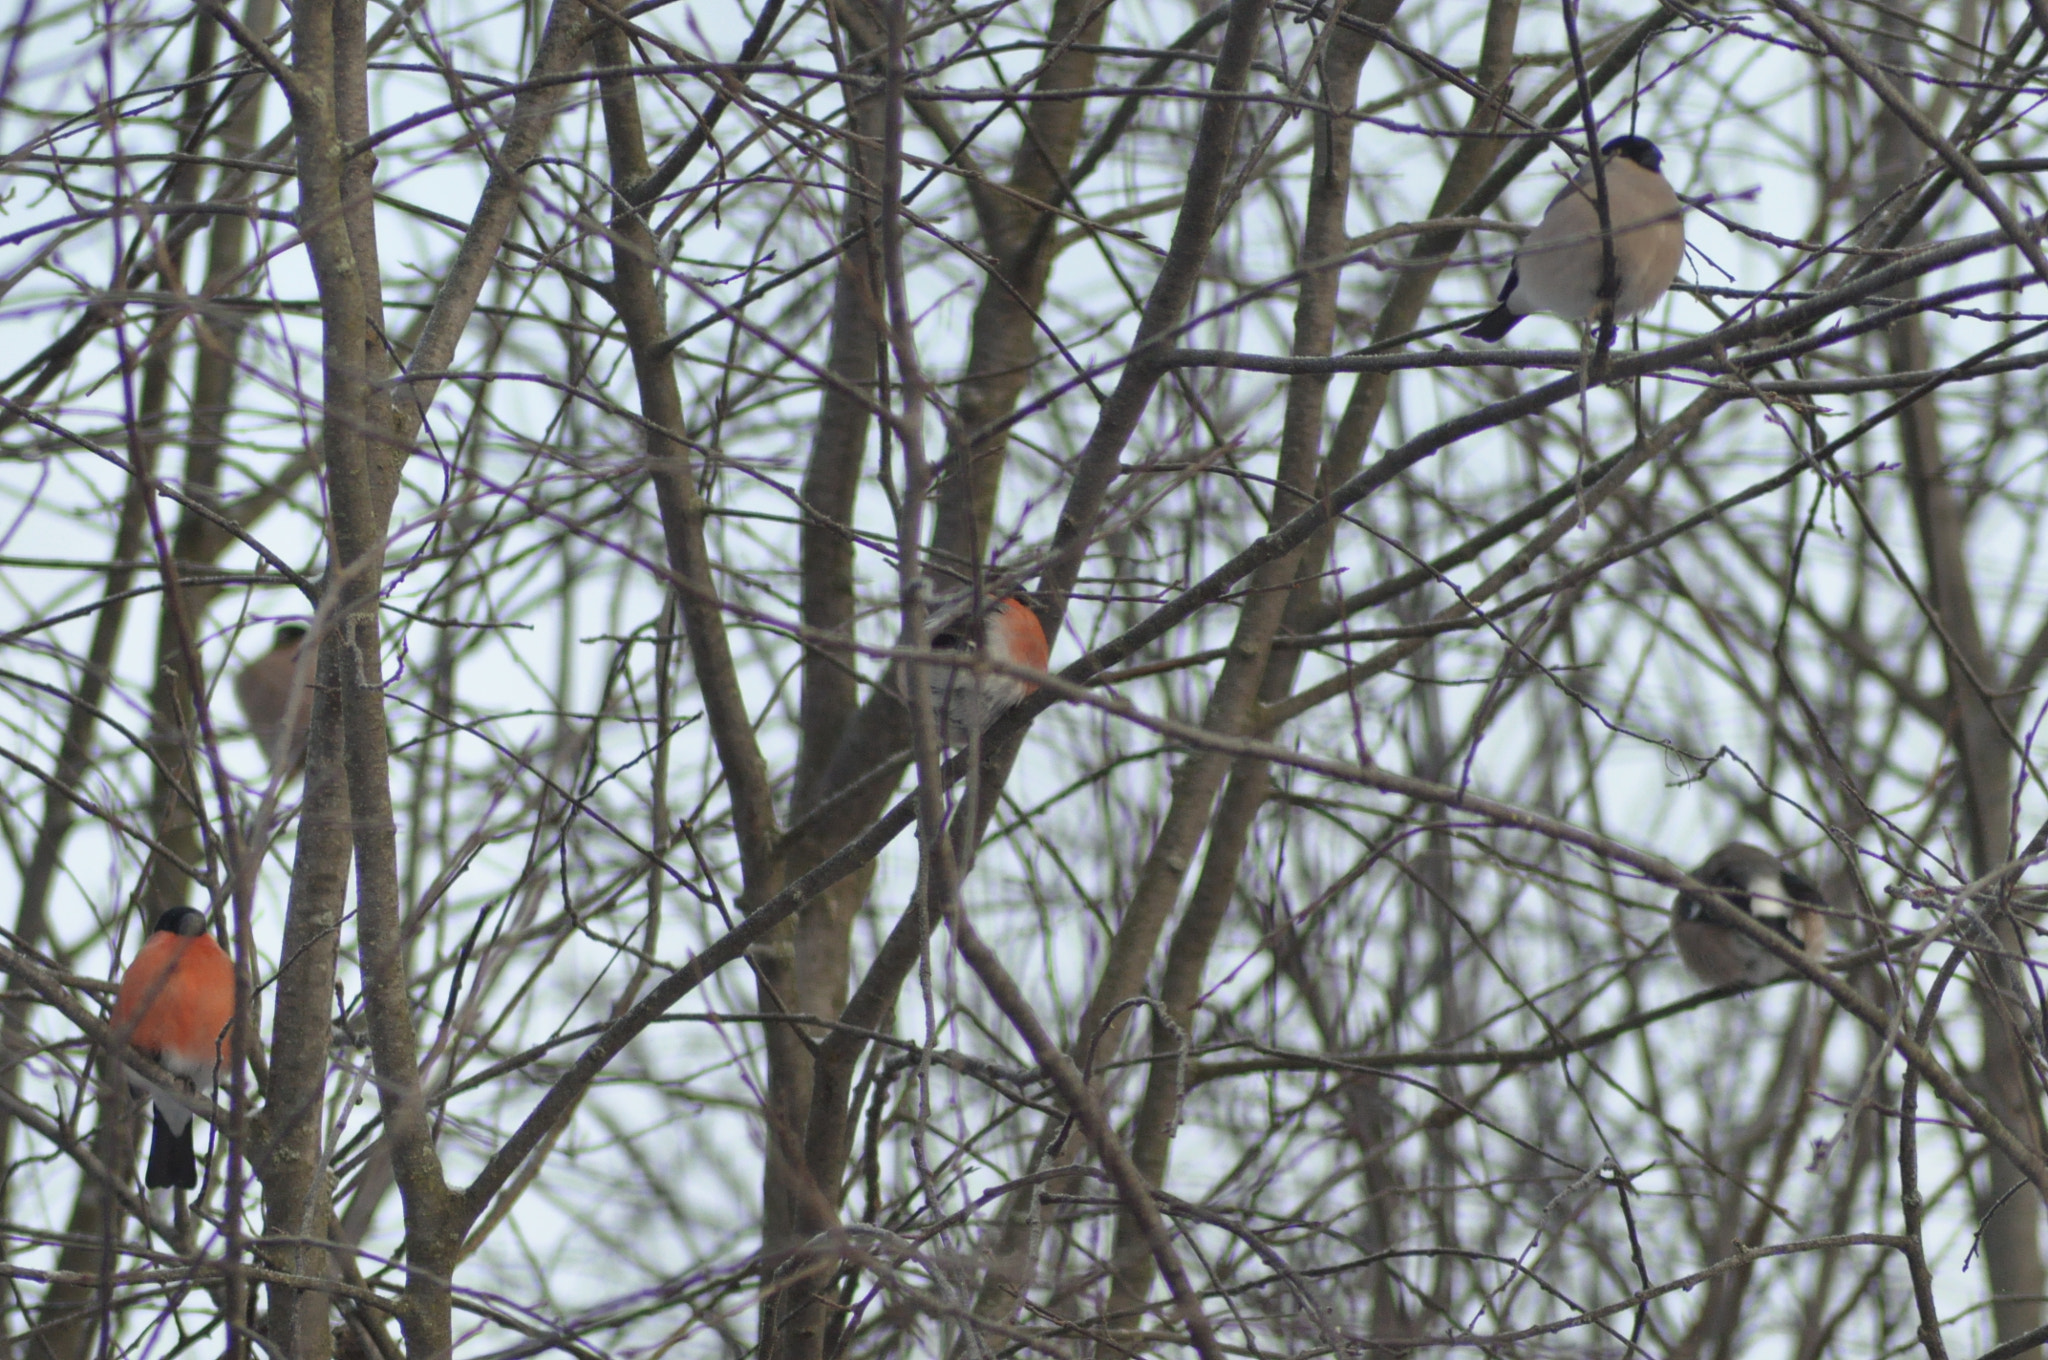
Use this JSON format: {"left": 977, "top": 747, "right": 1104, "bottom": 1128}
{"left": 111, "top": 932, "right": 236, "bottom": 1071}
{"left": 991, "top": 600, "right": 1049, "bottom": 684}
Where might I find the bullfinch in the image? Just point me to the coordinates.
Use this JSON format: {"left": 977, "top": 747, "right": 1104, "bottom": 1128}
{"left": 109, "top": 907, "right": 237, "bottom": 1189}
{"left": 924, "top": 594, "right": 1050, "bottom": 744}
{"left": 1463, "top": 135, "right": 1685, "bottom": 341}
{"left": 234, "top": 623, "right": 315, "bottom": 773}
{"left": 1670, "top": 843, "right": 1828, "bottom": 989}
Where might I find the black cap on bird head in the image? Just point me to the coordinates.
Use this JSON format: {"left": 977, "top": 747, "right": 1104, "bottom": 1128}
{"left": 1601, "top": 134, "right": 1663, "bottom": 172}
{"left": 1005, "top": 589, "right": 1046, "bottom": 625}
{"left": 150, "top": 907, "right": 209, "bottom": 937}
{"left": 273, "top": 623, "right": 309, "bottom": 648}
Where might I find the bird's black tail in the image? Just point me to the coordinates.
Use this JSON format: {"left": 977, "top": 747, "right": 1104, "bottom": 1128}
{"left": 145, "top": 1106, "right": 197, "bottom": 1190}
{"left": 1461, "top": 304, "right": 1521, "bottom": 342}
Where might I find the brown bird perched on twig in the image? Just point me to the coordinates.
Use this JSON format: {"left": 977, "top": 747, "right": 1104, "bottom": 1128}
{"left": 1463, "top": 135, "right": 1685, "bottom": 342}
{"left": 234, "top": 623, "right": 315, "bottom": 773}
{"left": 1670, "top": 842, "right": 1828, "bottom": 988}
{"left": 923, "top": 594, "right": 1050, "bottom": 745}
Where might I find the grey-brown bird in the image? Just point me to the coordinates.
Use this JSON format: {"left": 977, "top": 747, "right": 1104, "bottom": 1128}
{"left": 1463, "top": 135, "right": 1685, "bottom": 342}
{"left": 234, "top": 623, "right": 315, "bottom": 773}
{"left": 1670, "top": 842, "right": 1827, "bottom": 988}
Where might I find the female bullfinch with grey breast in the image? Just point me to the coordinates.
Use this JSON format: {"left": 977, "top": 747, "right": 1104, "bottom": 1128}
{"left": 110, "top": 908, "right": 237, "bottom": 1189}
{"left": 1463, "top": 135, "right": 1685, "bottom": 341}
{"left": 925, "top": 594, "right": 1050, "bottom": 744}
{"left": 234, "top": 622, "right": 315, "bottom": 773}
{"left": 1670, "top": 843, "right": 1828, "bottom": 989}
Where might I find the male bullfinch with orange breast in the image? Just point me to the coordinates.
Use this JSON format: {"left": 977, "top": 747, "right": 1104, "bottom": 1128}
{"left": 1463, "top": 135, "right": 1685, "bottom": 342}
{"left": 925, "top": 594, "right": 1050, "bottom": 744}
{"left": 1670, "top": 843, "right": 1828, "bottom": 989}
{"left": 110, "top": 907, "right": 237, "bottom": 1189}
{"left": 235, "top": 622, "right": 315, "bottom": 773}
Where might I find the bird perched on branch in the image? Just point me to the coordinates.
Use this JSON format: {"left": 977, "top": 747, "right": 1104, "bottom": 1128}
{"left": 1463, "top": 135, "right": 1685, "bottom": 342}
{"left": 110, "top": 907, "right": 237, "bottom": 1189}
{"left": 235, "top": 623, "right": 315, "bottom": 773}
{"left": 923, "top": 594, "right": 1050, "bottom": 745}
{"left": 1670, "top": 843, "right": 1828, "bottom": 988}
